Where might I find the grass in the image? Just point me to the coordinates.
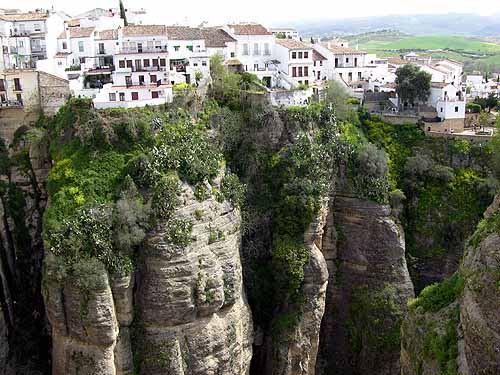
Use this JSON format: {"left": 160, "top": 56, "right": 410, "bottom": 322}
{"left": 353, "top": 34, "right": 500, "bottom": 73}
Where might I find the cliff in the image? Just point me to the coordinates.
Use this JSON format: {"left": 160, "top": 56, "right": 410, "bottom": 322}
{"left": 401, "top": 195, "right": 500, "bottom": 375}
{"left": 316, "top": 193, "right": 414, "bottom": 375}
{"left": 44, "top": 181, "right": 253, "bottom": 375}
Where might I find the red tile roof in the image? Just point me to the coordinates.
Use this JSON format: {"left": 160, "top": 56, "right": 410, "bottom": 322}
{"left": 166, "top": 26, "right": 203, "bottom": 40}
{"left": 58, "top": 27, "right": 95, "bottom": 39}
{"left": 96, "top": 29, "right": 118, "bottom": 40}
{"left": 276, "top": 38, "right": 311, "bottom": 50}
{"left": 123, "top": 25, "right": 167, "bottom": 37}
{"left": 228, "top": 23, "right": 272, "bottom": 36}
{"left": 0, "top": 12, "right": 47, "bottom": 21}
{"left": 321, "top": 42, "right": 366, "bottom": 55}
{"left": 202, "top": 28, "right": 236, "bottom": 48}
{"left": 313, "top": 49, "right": 327, "bottom": 61}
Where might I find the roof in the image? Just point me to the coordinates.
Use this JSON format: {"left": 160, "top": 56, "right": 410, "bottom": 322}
{"left": 66, "top": 18, "right": 81, "bottom": 27}
{"left": 313, "top": 49, "right": 327, "bottom": 61}
{"left": 224, "top": 58, "right": 242, "bottom": 66}
{"left": 202, "top": 28, "right": 236, "bottom": 48}
{"left": 227, "top": 23, "right": 272, "bottom": 36}
{"left": 431, "top": 82, "right": 451, "bottom": 88}
{"left": 321, "top": 42, "right": 366, "bottom": 55}
{"left": 96, "top": 29, "right": 118, "bottom": 40}
{"left": 166, "top": 26, "right": 203, "bottom": 40}
{"left": 0, "top": 12, "right": 47, "bottom": 21}
{"left": 276, "top": 38, "right": 311, "bottom": 50}
{"left": 387, "top": 57, "right": 407, "bottom": 65}
{"left": 123, "top": 24, "right": 167, "bottom": 37}
{"left": 58, "top": 27, "right": 95, "bottom": 39}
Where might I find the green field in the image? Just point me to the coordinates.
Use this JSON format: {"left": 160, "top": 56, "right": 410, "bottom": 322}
{"left": 349, "top": 34, "right": 500, "bottom": 73}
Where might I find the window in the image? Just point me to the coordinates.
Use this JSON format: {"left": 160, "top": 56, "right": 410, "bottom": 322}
{"left": 298, "top": 67, "right": 303, "bottom": 77}
{"left": 143, "top": 59, "right": 150, "bottom": 67}
{"left": 230, "top": 52, "right": 235, "bottom": 58}
{"left": 119, "top": 92, "right": 125, "bottom": 101}
{"left": 0, "top": 79, "right": 5, "bottom": 91}
{"left": 109, "top": 93, "right": 116, "bottom": 101}
{"left": 187, "top": 45, "right": 193, "bottom": 52}
{"left": 150, "top": 75, "right": 157, "bottom": 83}
{"left": 253, "top": 43, "right": 259, "bottom": 55}
{"left": 440, "top": 107, "right": 443, "bottom": 112}
{"left": 14, "top": 78, "right": 21, "bottom": 91}
{"left": 292, "top": 67, "right": 297, "bottom": 77}
{"left": 193, "top": 62, "right": 198, "bottom": 67}
{"left": 298, "top": 52, "right": 303, "bottom": 59}
{"left": 304, "top": 67, "right": 308, "bottom": 76}
{"left": 152, "top": 91, "right": 159, "bottom": 99}
{"left": 254, "top": 63, "right": 259, "bottom": 71}
{"left": 242, "top": 43, "right": 249, "bottom": 55}
{"left": 455, "top": 106, "right": 459, "bottom": 112}
{"left": 304, "top": 52, "right": 308, "bottom": 59}
{"left": 19, "top": 41, "right": 24, "bottom": 48}
{"left": 358, "top": 72, "right": 362, "bottom": 80}
{"left": 62, "top": 41, "right": 67, "bottom": 50}
{"left": 292, "top": 52, "right": 297, "bottom": 59}
{"left": 16, "top": 93, "right": 22, "bottom": 103}
{"left": 79, "top": 57, "right": 85, "bottom": 64}
{"left": 34, "top": 23, "right": 41, "bottom": 32}
{"left": 152, "top": 59, "right": 159, "bottom": 67}
{"left": 131, "top": 92, "right": 139, "bottom": 101}
{"left": 78, "top": 41, "right": 84, "bottom": 52}
{"left": 305, "top": 80, "right": 309, "bottom": 85}
{"left": 126, "top": 60, "right": 133, "bottom": 68}
{"left": 346, "top": 57, "right": 349, "bottom": 63}
{"left": 159, "top": 58, "right": 166, "bottom": 67}
{"left": 119, "top": 60, "right": 125, "bottom": 68}
{"left": 139, "top": 75, "right": 145, "bottom": 85}
{"left": 202, "top": 60, "right": 207, "bottom": 66}
{"left": 320, "top": 61, "right": 323, "bottom": 66}
{"left": 174, "top": 45, "right": 180, "bottom": 51}
{"left": 264, "top": 43, "right": 270, "bottom": 55}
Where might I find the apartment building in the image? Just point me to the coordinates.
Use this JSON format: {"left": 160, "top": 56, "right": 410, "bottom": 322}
{"left": 93, "top": 25, "right": 172, "bottom": 108}
{"left": 275, "top": 38, "right": 313, "bottom": 87}
{"left": 223, "top": 23, "right": 278, "bottom": 86}
{"left": 0, "top": 10, "right": 67, "bottom": 69}
{"left": 166, "top": 26, "right": 210, "bottom": 84}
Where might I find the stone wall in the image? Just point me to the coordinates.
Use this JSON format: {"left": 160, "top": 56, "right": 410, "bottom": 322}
{"left": 38, "top": 72, "right": 71, "bottom": 117}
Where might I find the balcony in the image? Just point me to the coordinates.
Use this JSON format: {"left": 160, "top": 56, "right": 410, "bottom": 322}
{"left": 31, "top": 46, "right": 47, "bottom": 54}
{"left": 125, "top": 80, "right": 166, "bottom": 88}
{"left": 0, "top": 100, "right": 23, "bottom": 108}
{"left": 118, "top": 47, "right": 168, "bottom": 55}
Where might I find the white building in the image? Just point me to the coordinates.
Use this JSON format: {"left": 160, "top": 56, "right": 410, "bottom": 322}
{"left": 202, "top": 27, "right": 237, "bottom": 60}
{"left": 0, "top": 10, "right": 68, "bottom": 69}
{"left": 428, "top": 82, "right": 466, "bottom": 121}
{"left": 93, "top": 24, "right": 173, "bottom": 109}
{"left": 274, "top": 38, "right": 313, "bottom": 87}
{"left": 166, "top": 26, "right": 210, "bottom": 85}
{"left": 312, "top": 49, "right": 327, "bottom": 81}
{"left": 270, "top": 27, "right": 299, "bottom": 40}
{"left": 223, "top": 23, "right": 278, "bottom": 86}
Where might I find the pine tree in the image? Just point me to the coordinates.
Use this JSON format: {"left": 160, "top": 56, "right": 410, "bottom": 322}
{"left": 119, "top": 0, "right": 128, "bottom": 26}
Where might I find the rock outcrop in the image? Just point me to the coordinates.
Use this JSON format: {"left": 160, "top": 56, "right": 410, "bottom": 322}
{"left": 316, "top": 193, "right": 414, "bottom": 375}
{"left": 44, "top": 182, "right": 253, "bottom": 375}
{"left": 401, "top": 196, "right": 500, "bottom": 375}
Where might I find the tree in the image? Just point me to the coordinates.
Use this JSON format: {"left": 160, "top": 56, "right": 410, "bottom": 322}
{"left": 310, "top": 37, "right": 315, "bottom": 44}
{"left": 485, "top": 93, "right": 498, "bottom": 112}
{"left": 395, "top": 63, "right": 432, "bottom": 107}
{"left": 119, "top": 0, "right": 128, "bottom": 26}
{"left": 276, "top": 32, "right": 286, "bottom": 39}
{"left": 322, "top": 80, "right": 350, "bottom": 120}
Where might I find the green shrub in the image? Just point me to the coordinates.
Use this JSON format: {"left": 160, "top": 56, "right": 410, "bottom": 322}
{"left": 409, "top": 273, "right": 464, "bottom": 312}
{"left": 220, "top": 172, "right": 246, "bottom": 208}
{"left": 151, "top": 173, "right": 181, "bottom": 219}
{"left": 164, "top": 218, "right": 193, "bottom": 247}
{"left": 72, "top": 258, "right": 109, "bottom": 291}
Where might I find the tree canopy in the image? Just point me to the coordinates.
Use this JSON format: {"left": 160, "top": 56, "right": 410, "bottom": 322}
{"left": 119, "top": 0, "right": 128, "bottom": 26}
{"left": 395, "top": 64, "right": 432, "bottom": 106}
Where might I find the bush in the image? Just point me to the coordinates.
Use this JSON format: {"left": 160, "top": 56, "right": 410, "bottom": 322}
{"left": 356, "top": 143, "right": 389, "bottom": 178}
{"left": 220, "top": 172, "right": 246, "bottom": 208}
{"left": 466, "top": 103, "right": 481, "bottom": 113}
{"left": 151, "top": 173, "right": 181, "bottom": 219}
{"left": 408, "top": 272, "right": 464, "bottom": 312}
{"left": 164, "top": 218, "right": 193, "bottom": 247}
{"left": 72, "top": 258, "right": 109, "bottom": 291}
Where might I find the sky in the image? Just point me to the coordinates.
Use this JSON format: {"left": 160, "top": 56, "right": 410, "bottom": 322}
{"left": 4, "top": 0, "right": 498, "bottom": 26}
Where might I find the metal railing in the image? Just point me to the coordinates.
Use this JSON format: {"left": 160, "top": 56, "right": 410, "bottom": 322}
{"left": 119, "top": 47, "right": 168, "bottom": 54}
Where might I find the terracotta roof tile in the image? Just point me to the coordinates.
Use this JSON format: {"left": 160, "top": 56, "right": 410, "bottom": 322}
{"left": 202, "top": 28, "right": 236, "bottom": 48}
{"left": 313, "top": 49, "right": 327, "bottom": 61}
{"left": 123, "top": 25, "right": 167, "bottom": 37}
{"left": 166, "top": 26, "right": 203, "bottom": 40}
{"left": 66, "top": 18, "right": 81, "bottom": 27}
{"left": 58, "top": 27, "right": 95, "bottom": 39}
{"left": 0, "top": 12, "right": 47, "bottom": 21}
{"left": 276, "top": 38, "right": 311, "bottom": 50}
{"left": 321, "top": 42, "right": 366, "bottom": 55}
{"left": 96, "top": 29, "right": 118, "bottom": 40}
{"left": 228, "top": 23, "right": 272, "bottom": 36}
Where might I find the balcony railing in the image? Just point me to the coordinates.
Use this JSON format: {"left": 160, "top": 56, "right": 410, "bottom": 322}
{"left": 125, "top": 80, "right": 166, "bottom": 88}
{"left": 31, "top": 46, "right": 47, "bottom": 53}
{"left": 119, "top": 47, "right": 168, "bottom": 54}
{"left": 0, "top": 100, "right": 23, "bottom": 108}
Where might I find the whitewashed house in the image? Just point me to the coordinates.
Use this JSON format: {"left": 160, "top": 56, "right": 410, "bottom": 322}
{"left": 0, "top": 10, "right": 68, "bottom": 69}
{"left": 166, "top": 26, "right": 210, "bottom": 85}
{"left": 312, "top": 49, "right": 327, "bottom": 81}
{"left": 428, "top": 82, "right": 466, "bottom": 121}
{"left": 274, "top": 38, "right": 313, "bottom": 88}
{"left": 223, "top": 23, "right": 278, "bottom": 86}
{"left": 93, "top": 25, "right": 173, "bottom": 109}
{"left": 202, "top": 27, "right": 237, "bottom": 60}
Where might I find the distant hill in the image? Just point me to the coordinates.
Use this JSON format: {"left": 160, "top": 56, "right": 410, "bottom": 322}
{"left": 290, "top": 13, "right": 500, "bottom": 38}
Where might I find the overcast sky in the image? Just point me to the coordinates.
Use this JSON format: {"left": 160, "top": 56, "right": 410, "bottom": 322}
{"left": 7, "top": 0, "right": 498, "bottom": 26}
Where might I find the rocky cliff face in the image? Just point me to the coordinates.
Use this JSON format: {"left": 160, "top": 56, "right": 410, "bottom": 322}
{"left": 316, "top": 191, "right": 414, "bottom": 375}
{"left": 44, "top": 182, "right": 253, "bottom": 375}
{"left": 401, "top": 196, "right": 500, "bottom": 375}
